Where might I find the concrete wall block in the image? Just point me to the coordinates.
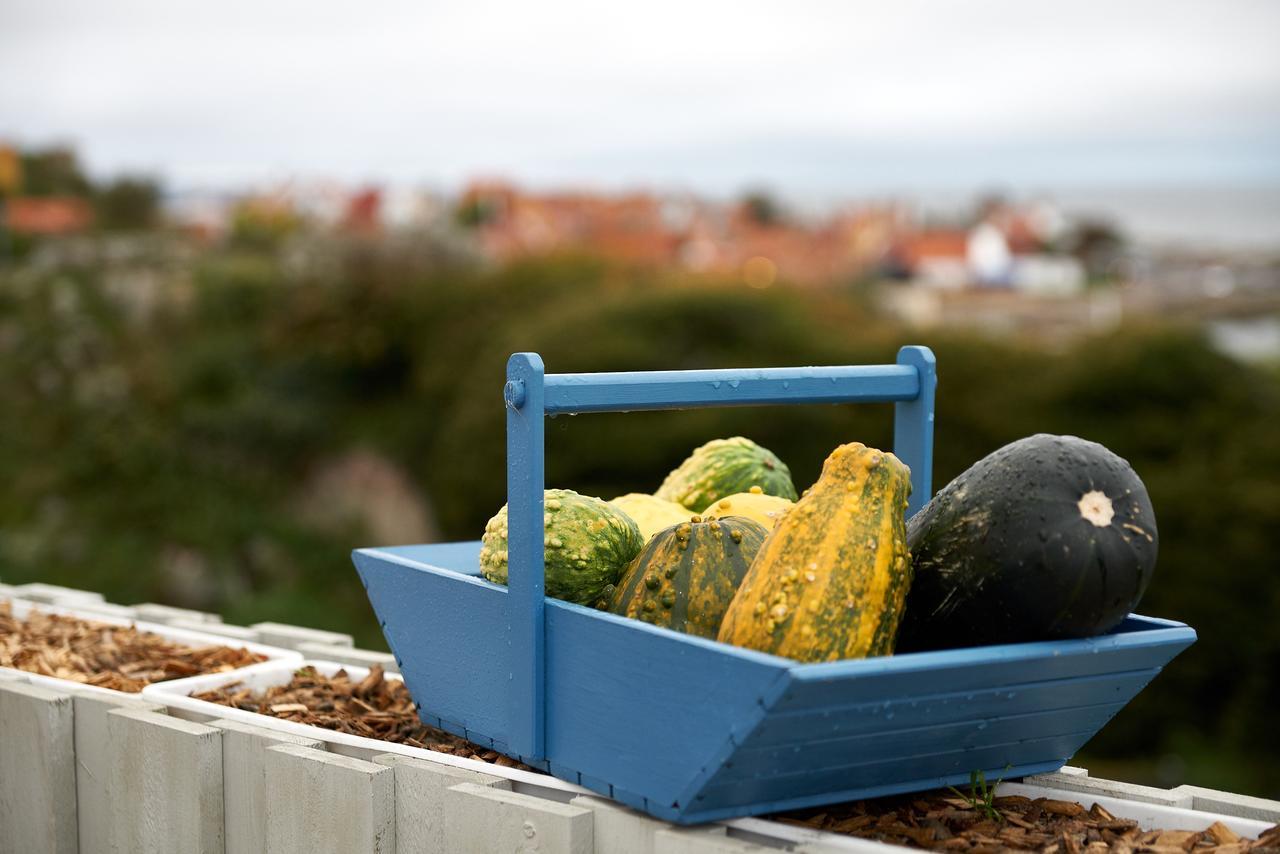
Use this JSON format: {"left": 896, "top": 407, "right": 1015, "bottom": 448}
{"left": 1176, "top": 785, "right": 1280, "bottom": 823}
{"left": 58, "top": 601, "right": 140, "bottom": 620}
{"left": 212, "top": 719, "right": 324, "bottom": 854}
{"left": 442, "top": 782, "right": 593, "bottom": 854}
{"left": 72, "top": 693, "right": 167, "bottom": 854}
{"left": 1020, "top": 772, "right": 1193, "bottom": 807}
{"left": 371, "top": 753, "right": 510, "bottom": 854}
{"left": 168, "top": 619, "right": 263, "bottom": 643}
{"left": 132, "top": 603, "right": 223, "bottom": 625}
{"left": 249, "top": 622, "right": 354, "bottom": 651}
{"left": 652, "top": 827, "right": 780, "bottom": 853}
{"left": 0, "top": 682, "right": 77, "bottom": 854}
{"left": 792, "top": 837, "right": 906, "bottom": 853}
{"left": 10, "top": 582, "right": 105, "bottom": 605}
{"left": 1019, "top": 765, "right": 1088, "bottom": 784}
{"left": 264, "top": 743, "right": 395, "bottom": 854}
{"left": 105, "top": 707, "right": 224, "bottom": 854}
{"left": 569, "top": 794, "right": 672, "bottom": 854}
{"left": 295, "top": 642, "right": 398, "bottom": 673}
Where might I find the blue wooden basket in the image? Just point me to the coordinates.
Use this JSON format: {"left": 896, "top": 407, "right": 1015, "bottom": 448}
{"left": 353, "top": 347, "right": 1195, "bottom": 824}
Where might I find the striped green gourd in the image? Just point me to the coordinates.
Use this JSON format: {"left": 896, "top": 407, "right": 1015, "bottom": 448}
{"left": 610, "top": 516, "right": 768, "bottom": 638}
{"left": 655, "top": 437, "right": 798, "bottom": 513}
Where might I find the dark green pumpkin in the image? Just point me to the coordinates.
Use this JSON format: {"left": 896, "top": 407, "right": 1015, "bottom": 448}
{"left": 609, "top": 516, "right": 767, "bottom": 638}
{"left": 897, "top": 433, "right": 1159, "bottom": 652}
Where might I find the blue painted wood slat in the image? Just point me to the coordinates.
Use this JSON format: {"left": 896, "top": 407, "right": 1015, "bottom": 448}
{"left": 894, "top": 345, "right": 936, "bottom": 516}
{"left": 718, "top": 703, "right": 1128, "bottom": 781}
{"left": 746, "top": 669, "right": 1163, "bottom": 748}
{"left": 693, "top": 731, "right": 1096, "bottom": 810}
{"left": 542, "top": 364, "right": 920, "bottom": 414}
{"left": 506, "top": 353, "right": 547, "bottom": 758}
{"left": 352, "top": 550, "right": 511, "bottom": 739}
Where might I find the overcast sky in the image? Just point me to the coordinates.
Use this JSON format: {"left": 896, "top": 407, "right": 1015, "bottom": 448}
{"left": 2, "top": 0, "right": 1278, "bottom": 194}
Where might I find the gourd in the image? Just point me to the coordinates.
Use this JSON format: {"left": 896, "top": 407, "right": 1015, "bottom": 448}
{"left": 611, "top": 516, "right": 767, "bottom": 638}
{"left": 655, "top": 437, "right": 798, "bottom": 512}
{"left": 717, "top": 443, "right": 912, "bottom": 661}
{"left": 609, "top": 493, "right": 692, "bottom": 541}
{"left": 896, "top": 434, "right": 1158, "bottom": 652}
{"left": 703, "top": 487, "right": 793, "bottom": 529}
{"left": 480, "top": 489, "right": 644, "bottom": 607}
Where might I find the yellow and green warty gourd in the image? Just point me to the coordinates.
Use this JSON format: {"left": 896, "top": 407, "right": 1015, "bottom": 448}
{"left": 609, "top": 493, "right": 693, "bottom": 541}
{"left": 703, "top": 487, "right": 793, "bottom": 530}
{"left": 611, "top": 516, "right": 768, "bottom": 638}
{"left": 655, "top": 437, "right": 798, "bottom": 513}
{"left": 717, "top": 443, "right": 912, "bottom": 662}
{"left": 480, "top": 488, "right": 643, "bottom": 607}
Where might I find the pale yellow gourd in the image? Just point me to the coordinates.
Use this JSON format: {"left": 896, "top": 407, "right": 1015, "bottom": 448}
{"left": 704, "top": 487, "right": 793, "bottom": 529}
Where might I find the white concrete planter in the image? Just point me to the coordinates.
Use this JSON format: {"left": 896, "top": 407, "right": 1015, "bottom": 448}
{"left": 8, "top": 589, "right": 1280, "bottom": 853}
{"left": 718, "top": 780, "right": 1277, "bottom": 853}
{"left": 1000, "top": 781, "right": 1272, "bottom": 836}
{"left": 141, "top": 658, "right": 589, "bottom": 798}
{"left": 1, "top": 598, "right": 302, "bottom": 698}
{"left": 5, "top": 583, "right": 105, "bottom": 606}
{"left": 140, "top": 658, "right": 1280, "bottom": 853}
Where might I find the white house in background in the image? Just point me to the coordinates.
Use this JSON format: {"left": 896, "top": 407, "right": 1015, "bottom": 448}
{"left": 1012, "top": 254, "right": 1086, "bottom": 296}
{"left": 900, "top": 220, "right": 1084, "bottom": 295}
{"left": 898, "top": 230, "right": 970, "bottom": 289}
{"left": 968, "top": 222, "right": 1013, "bottom": 285}
{"left": 381, "top": 187, "right": 450, "bottom": 230}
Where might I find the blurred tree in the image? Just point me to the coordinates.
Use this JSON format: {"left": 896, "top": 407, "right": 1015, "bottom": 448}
{"left": 0, "top": 145, "right": 20, "bottom": 197}
{"left": 1065, "top": 219, "right": 1126, "bottom": 280}
{"left": 229, "top": 197, "right": 302, "bottom": 250}
{"left": 18, "top": 146, "right": 92, "bottom": 197}
{"left": 454, "top": 196, "right": 498, "bottom": 228}
{"left": 741, "top": 189, "right": 784, "bottom": 226}
{"left": 94, "top": 176, "right": 162, "bottom": 231}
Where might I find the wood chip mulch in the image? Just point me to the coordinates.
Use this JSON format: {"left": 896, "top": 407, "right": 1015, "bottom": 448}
{"left": 0, "top": 601, "right": 267, "bottom": 692}
{"left": 774, "top": 791, "right": 1280, "bottom": 853}
{"left": 191, "top": 664, "right": 536, "bottom": 771}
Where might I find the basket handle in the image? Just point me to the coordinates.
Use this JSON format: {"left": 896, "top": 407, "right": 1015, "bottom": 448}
{"left": 503, "top": 346, "right": 936, "bottom": 759}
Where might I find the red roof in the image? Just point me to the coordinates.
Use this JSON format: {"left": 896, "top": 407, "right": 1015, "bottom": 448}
{"left": 3, "top": 197, "right": 93, "bottom": 235}
{"left": 897, "top": 230, "right": 968, "bottom": 266}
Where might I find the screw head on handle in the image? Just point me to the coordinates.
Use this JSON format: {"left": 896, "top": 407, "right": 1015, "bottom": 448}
{"left": 504, "top": 379, "right": 526, "bottom": 409}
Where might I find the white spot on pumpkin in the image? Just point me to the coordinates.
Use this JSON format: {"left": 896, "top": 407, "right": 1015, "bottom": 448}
{"left": 1078, "top": 490, "right": 1115, "bottom": 527}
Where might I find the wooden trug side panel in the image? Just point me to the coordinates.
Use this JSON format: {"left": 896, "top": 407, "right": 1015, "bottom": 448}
{"left": 354, "top": 549, "right": 510, "bottom": 741}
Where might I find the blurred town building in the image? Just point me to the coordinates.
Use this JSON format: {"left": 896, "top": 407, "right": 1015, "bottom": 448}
{"left": 2, "top": 196, "right": 94, "bottom": 235}
{"left": 0, "top": 143, "right": 95, "bottom": 236}
{"left": 456, "top": 179, "right": 913, "bottom": 287}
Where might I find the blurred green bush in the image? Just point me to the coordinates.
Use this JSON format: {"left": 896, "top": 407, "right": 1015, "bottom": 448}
{"left": 0, "top": 245, "right": 1276, "bottom": 795}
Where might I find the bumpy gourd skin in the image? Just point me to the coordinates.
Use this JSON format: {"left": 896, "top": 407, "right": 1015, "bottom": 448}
{"left": 704, "top": 488, "right": 793, "bottom": 530}
{"left": 718, "top": 443, "right": 912, "bottom": 662}
{"left": 480, "top": 488, "right": 644, "bottom": 606}
{"left": 609, "top": 493, "right": 693, "bottom": 541}
{"left": 611, "top": 516, "right": 767, "bottom": 638}
{"left": 655, "top": 437, "right": 798, "bottom": 513}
